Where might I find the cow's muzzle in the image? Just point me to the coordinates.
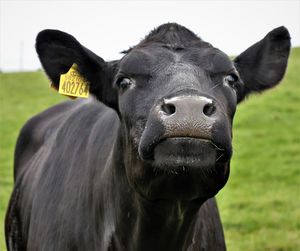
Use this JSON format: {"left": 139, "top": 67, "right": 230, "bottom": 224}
{"left": 153, "top": 137, "right": 222, "bottom": 171}
{"left": 138, "top": 95, "right": 232, "bottom": 168}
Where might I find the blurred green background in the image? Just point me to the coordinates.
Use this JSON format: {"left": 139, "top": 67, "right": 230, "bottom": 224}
{"left": 0, "top": 48, "right": 299, "bottom": 251}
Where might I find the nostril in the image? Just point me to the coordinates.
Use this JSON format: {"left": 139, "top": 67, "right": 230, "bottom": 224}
{"left": 203, "top": 102, "right": 216, "bottom": 116}
{"left": 161, "top": 103, "right": 176, "bottom": 115}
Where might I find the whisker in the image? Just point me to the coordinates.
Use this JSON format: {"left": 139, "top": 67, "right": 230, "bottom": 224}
{"left": 209, "top": 141, "right": 224, "bottom": 151}
{"left": 216, "top": 153, "right": 224, "bottom": 162}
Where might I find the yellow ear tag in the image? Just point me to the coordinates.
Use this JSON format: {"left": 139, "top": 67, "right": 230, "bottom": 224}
{"left": 59, "top": 63, "right": 89, "bottom": 98}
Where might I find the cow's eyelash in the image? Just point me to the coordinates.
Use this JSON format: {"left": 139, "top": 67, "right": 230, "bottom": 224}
{"left": 114, "top": 73, "right": 152, "bottom": 86}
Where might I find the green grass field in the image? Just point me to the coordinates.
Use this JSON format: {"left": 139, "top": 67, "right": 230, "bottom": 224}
{"left": 1, "top": 48, "right": 299, "bottom": 250}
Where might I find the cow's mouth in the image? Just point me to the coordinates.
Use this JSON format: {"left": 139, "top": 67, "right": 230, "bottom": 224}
{"left": 149, "top": 137, "right": 228, "bottom": 172}
{"left": 137, "top": 137, "right": 231, "bottom": 200}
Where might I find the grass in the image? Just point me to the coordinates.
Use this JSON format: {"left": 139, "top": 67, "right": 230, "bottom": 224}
{"left": 0, "top": 48, "right": 299, "bottom": 250}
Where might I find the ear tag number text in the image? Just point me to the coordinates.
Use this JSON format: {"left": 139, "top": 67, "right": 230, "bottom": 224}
{"left": 59, "top": 64, "right": 89, "bottom": 98}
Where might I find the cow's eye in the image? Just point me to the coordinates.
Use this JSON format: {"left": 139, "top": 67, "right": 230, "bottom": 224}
{"left": 116, "top": 77, "right": 132, "bottom": 91}
{"left": 224, "top": 74, "right": 238, "bottom": 90}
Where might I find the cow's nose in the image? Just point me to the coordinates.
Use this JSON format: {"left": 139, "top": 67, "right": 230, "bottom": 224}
{"left": 161, "top": 96, "right": 217, "bottom": 117}
{"left": 157, "top": 96, "right": 218, "bottom": 138}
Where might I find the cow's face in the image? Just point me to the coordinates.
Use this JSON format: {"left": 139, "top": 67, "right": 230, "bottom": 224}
{"left": 36, "top": 23, "right": 290, "bottom": 201}
{"left": 116, "top": 44, "right": 238, "bottom": 200}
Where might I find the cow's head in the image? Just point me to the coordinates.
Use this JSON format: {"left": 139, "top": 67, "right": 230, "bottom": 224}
{"left": 36, "top": 23, "right": 290, "bottom": 201}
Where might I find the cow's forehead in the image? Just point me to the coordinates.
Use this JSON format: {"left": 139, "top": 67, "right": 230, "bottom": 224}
{"left": 119, "top": 45, "right": 234, "bottom": 76}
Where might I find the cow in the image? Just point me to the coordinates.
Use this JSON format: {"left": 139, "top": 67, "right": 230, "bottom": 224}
{"left": 5, "top": 23, "right": 290, "bottom": 251}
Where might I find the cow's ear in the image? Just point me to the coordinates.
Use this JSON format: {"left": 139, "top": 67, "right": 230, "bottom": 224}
{"left": 36, "top": 29, "right": 118, "bottom": 110}
{"left": 234, "top": 26, "right": 291, "bottom": 103}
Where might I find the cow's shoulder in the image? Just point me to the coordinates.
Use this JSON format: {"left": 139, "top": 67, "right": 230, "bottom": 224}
{"left": 11, "top": 99, "right": 119, "bottom": 249}
{"left": 14, "top": 98, "right": 117, "bottom": 180}
{"left": 14, "top": 100, "right": 71, "bottom": 178}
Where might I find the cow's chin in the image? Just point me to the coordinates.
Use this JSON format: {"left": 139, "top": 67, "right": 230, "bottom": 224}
{"left": 134, "top": 137, "right": 231, "bottom": 201}
{"left": 153, "top": 137, "right": 219, "bottom": 172}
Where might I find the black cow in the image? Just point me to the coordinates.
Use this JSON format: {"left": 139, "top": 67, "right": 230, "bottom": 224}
{"left": 5, "top": 23, "right": 290, "bottom": 251}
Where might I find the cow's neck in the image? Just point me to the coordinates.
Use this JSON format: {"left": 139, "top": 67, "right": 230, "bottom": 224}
{"left": 103, "top": 131, "right": 204, "bottom": 251}
{"left": 122, "top": 196, "right": 203, "bottom": 251}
